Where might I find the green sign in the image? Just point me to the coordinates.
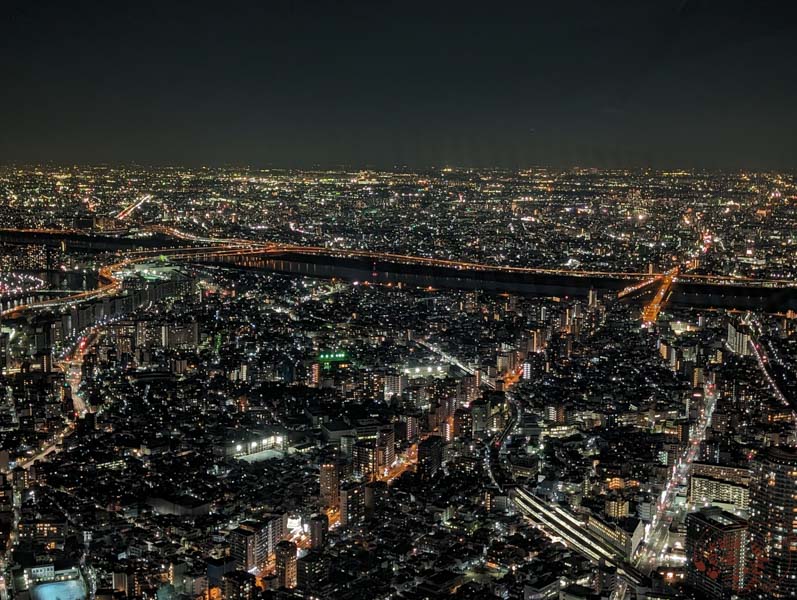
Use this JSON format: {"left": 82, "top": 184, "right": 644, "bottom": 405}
{"left": 318, "top": 351, "right": 348, "bottom": 362}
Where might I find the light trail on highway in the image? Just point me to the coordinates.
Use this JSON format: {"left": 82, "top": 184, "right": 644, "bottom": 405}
{"left": 116, "top": 194, "right": 152, "bottom": 220}
{"left": 632, "top": 383, "right": 717, "bottom": 576}
{"left": 641, "top": 267, "right": 678, "bottom": 325}
{"left": 746, "top": 316, "right": 796, "bottom": 428}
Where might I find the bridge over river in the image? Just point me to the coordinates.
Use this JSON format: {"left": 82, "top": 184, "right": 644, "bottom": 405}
{"left": 197, "top": 247, "right": 797, "bottom": 312}
{"left": 1, "top": 229, "right": 795, "bottom": 317}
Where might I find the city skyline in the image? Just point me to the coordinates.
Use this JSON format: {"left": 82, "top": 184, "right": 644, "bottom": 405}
{"left": 0, "top": 164, "right": 795, "bottom": 598}
{"left": 2, "top": 2, "right": 797, "bottom": 599}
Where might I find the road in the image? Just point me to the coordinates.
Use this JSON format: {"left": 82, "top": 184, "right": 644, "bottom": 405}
{"left": 414, "top": 339, "right": 479, "bottom": 377}
{"left": 747, "top": 316, "right": 795, "bottom": 426}
{"left": 633, "top": 383, "right": 717, "bottom": 574}
{"left": 3, "top": 332, "right": 99, "bottom": 593}
{"left": 641, "top": 267, "right": 678, "bottom": 325}
{"left": 60, "top": 330, "right": 97, "bottom": 418}
{"left": 116, "top": 194, "right": 152, "bottom": 221}
{"left": 378, "top": 442, "right": 418, "bottom": 483}
{"left": 15, "top": 332, "right": 96, "bottom": 471}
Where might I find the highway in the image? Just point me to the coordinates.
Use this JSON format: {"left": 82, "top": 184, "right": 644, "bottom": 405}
{"left": 0, "top": 245, "right": 259, "bottom": 319}
{"left": 0, "top": 257, "right": 128, "bottom": 319}
{"left": 3, "top": 226, "right": 797, "bottom": 291}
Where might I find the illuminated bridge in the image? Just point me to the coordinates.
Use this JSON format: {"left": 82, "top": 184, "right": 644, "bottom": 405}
{"left": 0, "top": 227, "right": 191, "bottom": 251}
{"left": 194, "top": 247, "right": 797, "bottom": 312}
{"left": 1, "top": 229, "right": 796, "bottom": 318}
{"left": 198, "top": 246, "right": 641, "bottom": 297}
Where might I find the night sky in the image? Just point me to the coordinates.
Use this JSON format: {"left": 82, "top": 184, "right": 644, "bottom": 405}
{"left": 2, "top": 0, "right": 796, "bottom": 169}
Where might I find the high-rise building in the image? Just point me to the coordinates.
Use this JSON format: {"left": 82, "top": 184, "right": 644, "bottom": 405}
{"left": 604, "top": 498, "right": 630, "bottom": 520}
{"left": 275, "top": 540, "right": 297, "bottom": 589}
{"left": 417, "top": 435, "right": 444, "bottom": 481}
{"left": 588, "top": 288, "right": 598, "bottom": 308}
{"left": 310, "top": 362, "right": 321, "bottom": 387}
{"left": 297, "top": 551, "right": 328, "bottom": 592}
{"left": 688, "top": 462, "right": 750, "bottom": 511}
{"left": 471, "top": 400, "right": 488, "bottom": 437}
{"left": 685, "top": 507, "right": 747, "bottom": 599}
{"left": 726, "top": 320, "right": 752, "bottom": 356}
{"left": 222, "top": 570, "right": 257, "bottom": 600}
{"left": 228, "top": 527, "right": 256, "bottom": 571}
{"left": 337, "top": 434, "right": 355, "bottom": 458}
{"left": 365, "top": 480, "right": 387, "bottom": 518}
{"left": 309, "top": 513, "right": 328, "bottom": 550}
{"left": 400, "top": 413, "right": 420, "bottom": 441}
{"left": 319, "top": 461, "right": 339, "bottom": 509}
{"left": 377, "top": 425, "right": 395, "bottom": 472}
{"left": 353, "top": 441, "right": 377, "bottom": 481}
{"left": 748, "top": 446, "right": 797, "bottom": 598}
{"left": 234, "top": 515, "right": 285, "bottom": 570}
{"left": 384, "top": 373, "right": 405, "bottom": 403}
{"left": 442, "top": 414, "right": 455, "bottom": 442}
{"left": 522, "top": 360, "right": 532, "bottom": 380}
{"left": 164, "top": 321, "right": 199, "bottom": 348}
{"left": 340, "top": 481, "right": 365, "bottom": 527}
{"left": 453, "top": 408, "right": 473, "bottom": 440}
{"left": 544, "top": 403, "right": 566, "bottom": 424}
{"left": 231, "top": 514, "right": 287, "bottom": 571}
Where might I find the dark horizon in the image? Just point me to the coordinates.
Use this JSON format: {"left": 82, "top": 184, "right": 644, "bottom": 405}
{"left": 1, "top": 161, "right": 795, "bottom": 176}
{"left": 2, "top": 0, "right": 797, "bottom": 170}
